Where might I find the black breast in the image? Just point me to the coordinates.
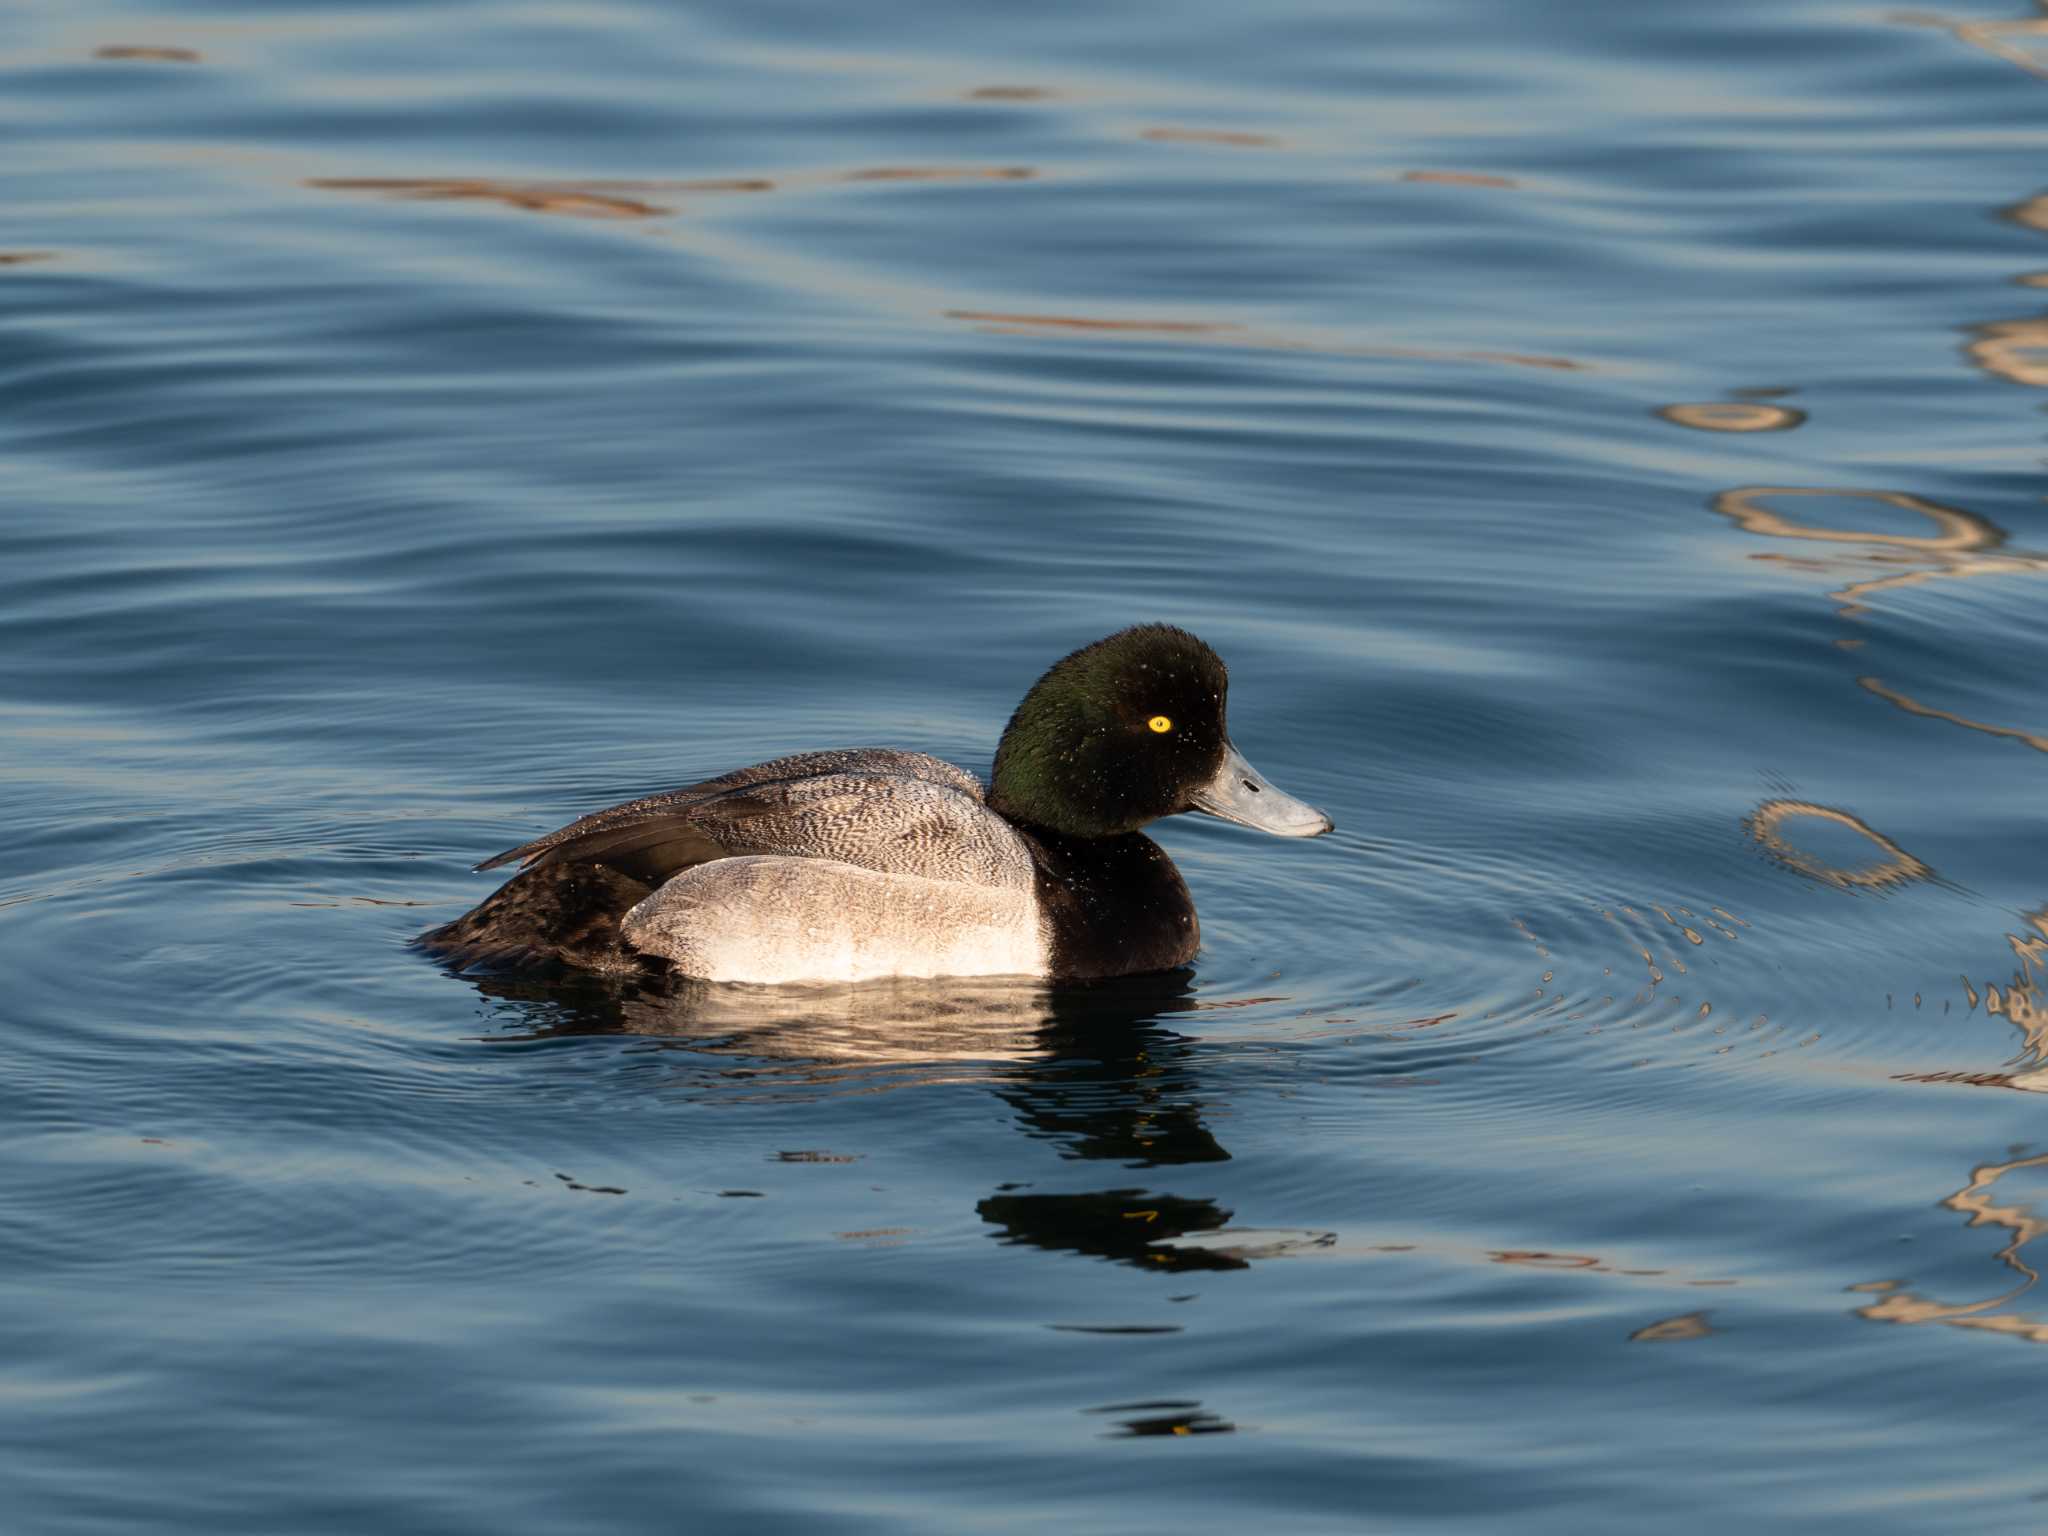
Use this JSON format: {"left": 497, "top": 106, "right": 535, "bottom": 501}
{"left": 1023, "top": 829, "right": 1200, "bottom": 979}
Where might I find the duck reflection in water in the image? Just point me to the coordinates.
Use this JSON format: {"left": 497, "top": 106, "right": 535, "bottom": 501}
{"left": 457, "top": 965, "right": 1319, "bottom": 1274}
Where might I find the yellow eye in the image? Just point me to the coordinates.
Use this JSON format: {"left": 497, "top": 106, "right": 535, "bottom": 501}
{"left": 1148, "top": 715, "right": 1173, "bottom": 734}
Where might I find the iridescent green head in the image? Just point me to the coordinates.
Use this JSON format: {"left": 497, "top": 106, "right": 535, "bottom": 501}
{"left": 989, "top": 625, "right": 1332, "bottom": 841}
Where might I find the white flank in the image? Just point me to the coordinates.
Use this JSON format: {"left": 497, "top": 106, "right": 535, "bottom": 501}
{"left": 620, "top": 856, "right": 1048, "bottom": 984}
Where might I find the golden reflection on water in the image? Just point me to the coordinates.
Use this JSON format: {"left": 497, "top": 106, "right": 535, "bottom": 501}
{"left": 1857, "top": 677, "right": 2048, "bottom": 756}
{"left": 1713, "top": 486, "right": 1992, "bottom": 553}
{"left": 1980, "top": 919, "right": 2048, "bottom": 1084}
{"left": 1896, "top": 912, "right": 2048, "bottom": 1090}
{"left": 310, "top": 179, "right": 672, "bottom": 220}
{"left": 1854, "top": 1146, "right": 2048, "bottom": 1343}
{"left": 1992, "top": 911, "right": 2048, "bottom": 1075}
{"left": 93, "top": 44, "right": 201, "bottom": 62}
{"left": 1742, "top": 799, "right": 1933, "bottom": 891}
{"left": 839, "top": 165, "right": 1035, "bottom": 183}
{"left": 947, "top": 311, "right": 1237, "bottom": 335}
{"left": 1655, "top": 402, "right": 1805, "bottom": 432}
{"left": 1965, "top": 196, "right": 2048, "bottom": 383}
{"left": 1629, "top": 1311, "right": 1716, "bottom": 1343}
{"left": 1949, "top": 13, "right": 2048, "bottom": 81}
{"left": 310, "top": 172, "right": 1580, "bottom": 373}
{"left": 943, "top": 310, "right": 1588, "bottom": 371}
{"left": 309, "top": 166, "right": 1033, "bottom": 221}
{"left": 1401, "top": 170, "right": 1518, "bottom": 189}
{"left": 0, "top": 252, "right": 57, "bottom": 268}
{"left": 1140, "top": 127, "right": 1281, "bottom": 147}
{"left": 1716, "top": 479, "right": 2048, "bottom": 756}
{"left": 1713, "top": 485, "right": 2048, "bottom": 615}
{"left": 1966, "top": 316, "right": 2048, "bottom": 386}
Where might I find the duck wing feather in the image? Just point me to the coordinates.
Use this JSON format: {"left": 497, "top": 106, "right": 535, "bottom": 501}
{"left": 474, "top": 748, "right": 1029, "bottom": 889}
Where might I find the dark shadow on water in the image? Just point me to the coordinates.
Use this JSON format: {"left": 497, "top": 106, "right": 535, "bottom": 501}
{"left": 992, "top": 988, "right": 1232, "bottom": 1168}
{"left": 445, "top": 965, "right": 1340, "bottom": 1272}
{"left": 981, "top": 1189, "right": 1249, "bottom": 1273}
{"left": 1084, "top": 1399, "right": 1237, "bottom": 1437}
{"left": 458, "top": 965, "right": 1230, "bottom": 1143}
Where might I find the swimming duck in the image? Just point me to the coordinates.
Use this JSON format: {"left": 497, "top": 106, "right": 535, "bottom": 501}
{"left": 420, "top": 624, "right": 1332, "bottom": 982}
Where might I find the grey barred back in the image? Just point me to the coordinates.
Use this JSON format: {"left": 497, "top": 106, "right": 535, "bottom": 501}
{"left": 476, "top": 749, "right": 1030, "bottom": 890}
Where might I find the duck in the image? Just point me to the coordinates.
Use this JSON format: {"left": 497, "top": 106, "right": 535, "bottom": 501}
{"left": 419, "top": 624, "right": 1333, "bottom": 983}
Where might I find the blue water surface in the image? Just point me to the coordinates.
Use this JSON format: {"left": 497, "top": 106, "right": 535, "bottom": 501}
{"left": 5, "top": 0, "right": 2048, "bottom": 1530}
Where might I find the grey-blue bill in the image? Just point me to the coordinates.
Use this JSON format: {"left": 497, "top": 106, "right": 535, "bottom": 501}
{"left": 1187, "top": 742, "right": 1333, "bottom": 837}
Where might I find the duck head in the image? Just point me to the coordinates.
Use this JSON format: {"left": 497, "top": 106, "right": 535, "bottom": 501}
{"left": 988, "top": 624, "right": 1334, "bottom": 840}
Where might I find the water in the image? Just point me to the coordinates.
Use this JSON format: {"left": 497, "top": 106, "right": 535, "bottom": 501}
{"left": 5, "top": 0, "right": 2048, "bottom": 1528}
